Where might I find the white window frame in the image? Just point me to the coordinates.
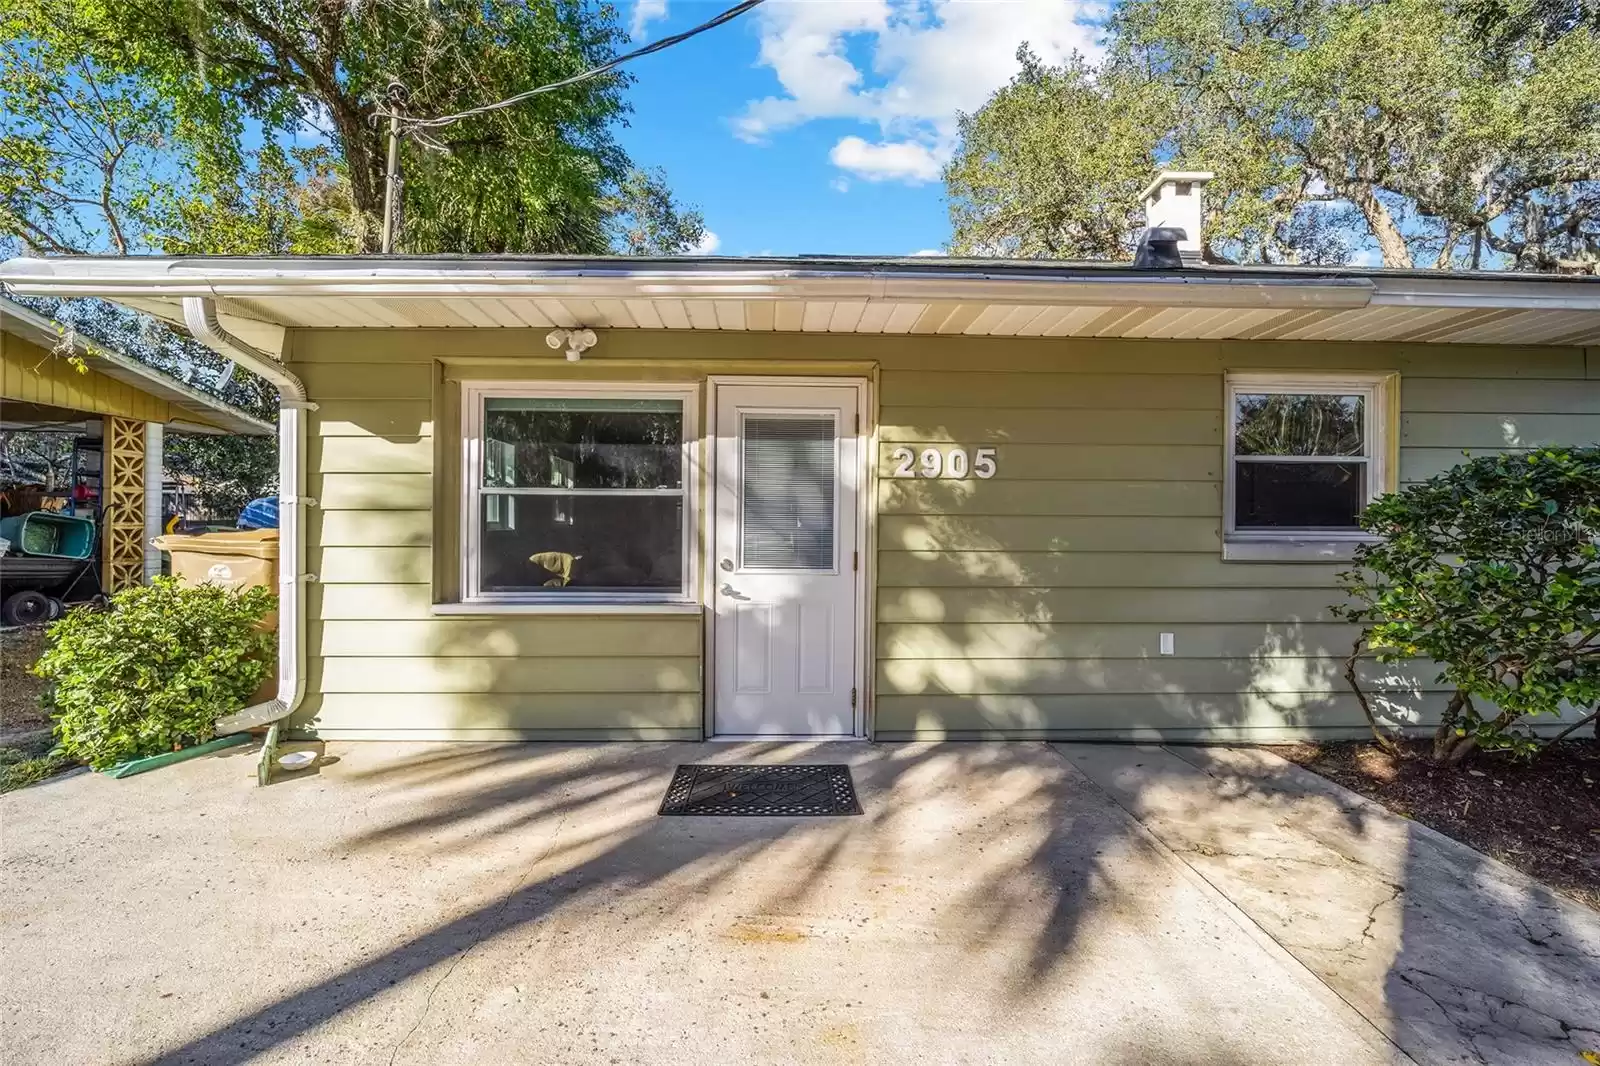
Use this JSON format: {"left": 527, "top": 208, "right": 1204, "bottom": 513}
{"left": 455, "top": 380, "right": 700, "bottom": 610}
{"left": 1223, "top": 371, "right": 1394, "bottom": 562}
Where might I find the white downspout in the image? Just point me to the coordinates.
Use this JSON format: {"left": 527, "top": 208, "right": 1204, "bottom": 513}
{"left": 181, "top": 297, "right": 313, "bottom": 755}
{"left": 143, "top": 422, "right": 164, "bottom": 583}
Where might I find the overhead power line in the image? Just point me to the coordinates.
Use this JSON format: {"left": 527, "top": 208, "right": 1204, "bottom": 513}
{"left": 381, "top": 0, "right": 767, "bottom": 132}
{"left": 376, "top": 0, "right": 767, "bottom": 251}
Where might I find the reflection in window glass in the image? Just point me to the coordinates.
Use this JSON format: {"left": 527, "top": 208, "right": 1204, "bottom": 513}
{"left": 1234, "top": 393, "right": 1364, "bottom": 456}
{"left": 483, "top": 398, "right": 681, "bottom": 490}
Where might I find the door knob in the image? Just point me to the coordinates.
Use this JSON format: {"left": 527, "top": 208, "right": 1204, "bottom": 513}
{"left": 720, "top": 582, "right": 748, "bottom": 601}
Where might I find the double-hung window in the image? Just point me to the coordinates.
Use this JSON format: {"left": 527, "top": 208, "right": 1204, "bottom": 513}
{"left": 461, "top": 382, "right": 696, "bottom": 604}
{"left": 1224, "top": 372, "right": 1393, "bottom": 560}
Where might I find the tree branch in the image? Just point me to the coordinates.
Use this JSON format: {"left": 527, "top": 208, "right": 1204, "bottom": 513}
{"left": 1537, "top": 709, "right": 1598, "bottom": 752}
{"left": 1345, "top": 637, "right": 1403, "bottom": 755}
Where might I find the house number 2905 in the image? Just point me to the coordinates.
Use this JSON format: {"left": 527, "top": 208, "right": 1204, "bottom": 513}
{"left": 889, "top": 446, "right": 997, "bottom": 479}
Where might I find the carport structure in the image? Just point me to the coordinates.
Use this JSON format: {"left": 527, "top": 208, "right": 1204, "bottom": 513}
{"left": 1, "top": 296, "right": 272, "bottom": 591}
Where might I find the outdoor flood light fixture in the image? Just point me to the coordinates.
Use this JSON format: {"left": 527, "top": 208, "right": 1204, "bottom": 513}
{"left": 546, "top": 327, "right": 598, "bottom": 361}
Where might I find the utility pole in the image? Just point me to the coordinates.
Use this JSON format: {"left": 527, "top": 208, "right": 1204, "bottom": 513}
{"left": 380, "top": 81, "right": 406, "bottom": 254}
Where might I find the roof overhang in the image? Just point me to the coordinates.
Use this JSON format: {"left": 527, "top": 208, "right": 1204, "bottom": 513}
{"left": 4, "top": 255, "right": 1599, "bottom": 357}
{"left": 0, "top": 295, "right": 273, "bottom": 436}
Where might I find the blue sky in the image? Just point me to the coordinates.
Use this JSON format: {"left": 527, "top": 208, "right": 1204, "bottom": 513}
{"left": 611, "top": 0, "right": 1105, "bottom": 256}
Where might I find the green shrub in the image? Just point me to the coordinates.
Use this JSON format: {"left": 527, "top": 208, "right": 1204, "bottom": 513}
{"left": 34, "top": 577, "right": 275, "bottom": 770}
{"left": 1337, "top": 447, "right": 1600, "bottom": 763}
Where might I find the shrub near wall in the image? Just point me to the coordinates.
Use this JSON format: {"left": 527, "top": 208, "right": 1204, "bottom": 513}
{"left": 1338, "top": 447, "right": 1600, "bottom": 763}
{"left": 34, "top": 578, "right": 275, "bottom": 770}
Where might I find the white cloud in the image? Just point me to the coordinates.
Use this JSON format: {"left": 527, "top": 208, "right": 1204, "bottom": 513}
{"left": 829, "top": 136, "right": 943, "bottom": 183}
{"left": 830, "top": 177, "right": 851, "bottom": 193}
{"left": 909, "top": 248, "right": 945, "bottom": 256}
{"left": 688, "top": 229, "right": 721, "bottom": 255}
{"left": 1347, "top": 248, "right": 1380, "bottom": 267}
{"left": 631, "top": 0, "right": 668, "bottom": 40}
{"left": 735, "top": 0, "right": 1103, "bottom": 182}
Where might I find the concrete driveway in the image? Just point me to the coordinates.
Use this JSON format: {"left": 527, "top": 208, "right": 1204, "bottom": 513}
{"left": 1, "top": 741, "right": 1594, "bottom": 1065}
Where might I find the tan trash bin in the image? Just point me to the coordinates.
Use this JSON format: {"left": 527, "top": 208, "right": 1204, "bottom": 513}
{"left": 152, "top": 528, "right": 279, "bottom": 593}
{"left": 152, "top": 529, "right": 280, "bottom": 701}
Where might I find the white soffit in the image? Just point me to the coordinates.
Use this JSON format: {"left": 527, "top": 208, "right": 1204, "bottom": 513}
{"left": 3, "top": 256, "right": 1599, "bottom": 351}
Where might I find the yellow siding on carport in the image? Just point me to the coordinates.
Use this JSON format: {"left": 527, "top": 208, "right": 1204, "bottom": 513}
{"left": 2, "top": 333, "right": 172, "bottom": 423}
{"left": 285, "top": 327, "right": 1600, "bottom": 742}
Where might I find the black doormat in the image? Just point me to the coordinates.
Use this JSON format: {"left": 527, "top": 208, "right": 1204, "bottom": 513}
{"left": 658, "top": 764, "right": 862, "bottom": 817}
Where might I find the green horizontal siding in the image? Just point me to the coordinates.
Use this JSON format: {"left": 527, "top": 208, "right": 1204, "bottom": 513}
{"left": 879, "top": 371, "right": 1218, "bottom": 409}
{"left": 876, "top": 657, "right": 1447, "bottom": 696}
{"left": 870, "top": 338, "right": 1600, "bottom": 739}
{"left": 881, "top": 515, "right": 1221, "bottom": 553}
{"left": 311, "top": 400, "right": 432, "bottom": 437}
{"left": 310, "top": 656, "right": 699, "bottom": 694}
{"left": 309, "top": 435, "right": 431, "bottom": 474}
{"left": 880, "top": 408, "right": 1223, "bottom": 444}
{"left": 317, "top": 618, "right": 700, "bottom": 658}
{"left": 301, "top": 693, "right": 700, "bottom": 739}
{"left": 310, "top": 509, "right": 432, "bottom": 548}
{"left": 873, "top": 691, "right": 1472, "bottom": 738}
{"left": 319, "top": 472, "right": 433, "bottom": 511}
{"left": 290, "top": 331, "right": 706, "bottom": 739}
{"left": 879, "top": 479, "right": 1220, "bottom": 517}
{"left": 876, "top": 443, "right": 1219, "bottom": 481}
{"left": 285, "top": 326, "right": 1600, "bottom": 741}
{"left": 877, "top": 622, "right": 1362, "bottom": 661}
{"left": 877, "top": 552, "right": 1345, "bottom": 588}
{"left": 1403, "top": 412, "right": 1600, "bottom": 448}
{"left": 876, "top": 588, "right": 1346, "bottom": 624}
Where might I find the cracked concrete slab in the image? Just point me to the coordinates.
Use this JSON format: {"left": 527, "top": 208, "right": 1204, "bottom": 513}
{"left": 1057, "top": 743, "right": 1600, "bottom": 1066}
{"left": 1, "top": 741, "right": 1404, "bottom": 1065}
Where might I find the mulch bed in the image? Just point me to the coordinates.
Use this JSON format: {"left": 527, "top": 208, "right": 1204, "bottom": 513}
{"left": 1274, "top": 738, "right": 1600, "bottom": 911}
{"left": 0, "top": 625, "right": 51, "bottom": 735}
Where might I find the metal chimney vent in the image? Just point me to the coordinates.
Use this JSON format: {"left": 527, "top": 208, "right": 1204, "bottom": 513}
{"left": 1133, "top": 226, "right": 1188, "bottom": 269}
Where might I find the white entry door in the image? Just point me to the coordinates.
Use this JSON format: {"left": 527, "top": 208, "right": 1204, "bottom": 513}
{"left": 712, "top": 383, "right": 863, "bottom": 738}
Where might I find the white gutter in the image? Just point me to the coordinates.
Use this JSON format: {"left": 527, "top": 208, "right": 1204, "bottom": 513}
{"left": 2, "top": 255, "right": 1379, "bottom": 309}
{"left": 8, "top": 256, "right": 1600, "bottom": 311}
{"left": 181, "top": 297, "right": 313, "bottom": 775}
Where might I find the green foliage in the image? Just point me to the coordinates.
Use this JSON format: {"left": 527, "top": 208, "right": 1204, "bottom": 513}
{"left": 1336, "top": 448, "right": 1600, "bottom": 762}
{"left": 603, "top": 167, "right": 708, "bottom": 255}
{"left": 947, "top": 0, "right": 1600, "bottom": 270}
{"left": 79, "top": 0, "right": 650, "bottom": 254}
{"left": 946, "top": 49, "right": 1164, "bottom": 259}
{"left": 2, "top": 0, "right": 701, "bottom": 257}
{"left": 0, "top": 734, "right": 73, "bottom": 793}
{"left": 164, "top": 432, "right": 278, "bottom": 520}
{"left": 34, "top": 578, "right": 275, "bottom": 770}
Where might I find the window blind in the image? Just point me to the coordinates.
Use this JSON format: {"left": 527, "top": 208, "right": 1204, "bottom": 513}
{"left": 741, "top": 416, "right": 836, "bottom": 570}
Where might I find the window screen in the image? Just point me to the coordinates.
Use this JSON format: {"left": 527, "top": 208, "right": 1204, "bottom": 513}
{"left": 1231, "top": 391, "right": 1368, "bottom": 530}
{"left": 740, "top": 415, "right": 836, "bottom": 570}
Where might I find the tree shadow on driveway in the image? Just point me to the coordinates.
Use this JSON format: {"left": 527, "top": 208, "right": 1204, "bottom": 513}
{"left": 45, "top": 740, "right": 1386, "bottom": 1066}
